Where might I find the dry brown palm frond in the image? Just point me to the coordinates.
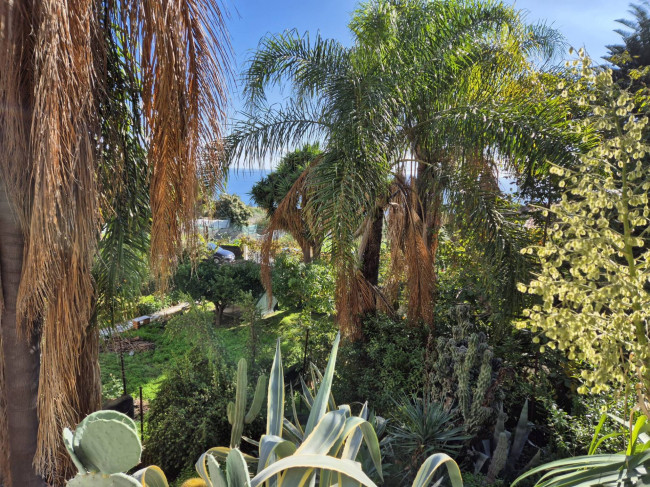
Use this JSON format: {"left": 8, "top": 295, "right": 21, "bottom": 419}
{"left": 386, "top": 177, "right": 436, "bottom": 327}
{"left": 113, "top": 0, "right": 231, "bottom": 285}
{"left": 0, "top": 0, "right": 230, "bottom": 483}
{"left": 260, "top": 166, "right": 314, "bottom": 304}
{"left": 335, "top": 266, "right": 377, "bottom": 340}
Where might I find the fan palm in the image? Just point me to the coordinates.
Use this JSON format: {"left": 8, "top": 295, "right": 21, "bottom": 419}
{"left": 228, "top": 0, "right": 582, "bottom": 336}
{"left": 0, "top": 0, "right": 229, "bottom": 485}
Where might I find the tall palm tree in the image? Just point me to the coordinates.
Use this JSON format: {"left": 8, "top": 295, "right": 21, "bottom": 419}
{"left": 0, "top": 1, "right": 229, "bottom": 485}
{"left": 228, "top": 0, "right": 581, "bottom": 337}
{"left": 605, "top": 0, "right": 650, "bottom": 90}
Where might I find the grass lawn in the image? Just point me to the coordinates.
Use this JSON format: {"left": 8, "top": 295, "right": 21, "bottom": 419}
{"left": 99, "top": 307, "right": 318, "bottom": 403}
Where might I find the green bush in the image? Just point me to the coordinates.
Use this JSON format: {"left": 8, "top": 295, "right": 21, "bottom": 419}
{"left": 143, "top": 354, "right": 264, "bottom": 480}
{"left": 271, "top": 254, "right": 335, "bottom": 314}
{"left": 136, "top": 294, "right": 163, "bottom": 316}
{"left": 336, "top": 313, "right": 429, "bottom": 414}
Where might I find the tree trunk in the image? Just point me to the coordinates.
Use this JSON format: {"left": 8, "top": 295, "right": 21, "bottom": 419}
{"left": 360, "top": 208, "right": 384, "bottom": 287}
{"left": 300, "top": 241, "right": 312, "bottom": 263}
{"left": 0, "top": 185, "right": 47, "bottom": 486}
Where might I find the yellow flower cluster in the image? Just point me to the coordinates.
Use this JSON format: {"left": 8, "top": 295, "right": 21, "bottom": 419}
{"left": 517, "top": 53, "right": 650, "bottom": 396}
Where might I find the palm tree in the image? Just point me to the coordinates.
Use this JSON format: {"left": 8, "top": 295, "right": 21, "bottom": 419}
{"left": 0, "top": 0, "right": 229, "bottom": 485}
{"left": 228, "top": 0, "right": 580, "bottom": 337}
{"left": 605, "top": 0, "right": 650, "bottom": 90}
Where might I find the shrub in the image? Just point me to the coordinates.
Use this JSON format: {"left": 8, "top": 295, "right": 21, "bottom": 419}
{"left": 336, "top": 313, "right": 429, "bottom": 413}
{"left": 271, "top": 254, "right": 335, "bottom": 314}
{"left": 174, "top": 259, "right": 263, "bottom": 325}
{"left": 143, "top": 354, "right": 264, "bottom": 480}
{"left": 384, "top": 397, "right": 467, "bottom": 484}
{"left": 136, "top": 294, "right": 163, "bottom": 316}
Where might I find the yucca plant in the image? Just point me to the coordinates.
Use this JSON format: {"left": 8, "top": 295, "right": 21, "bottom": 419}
{"left": 385, "top": 396, "right": 469, "bottom": 484}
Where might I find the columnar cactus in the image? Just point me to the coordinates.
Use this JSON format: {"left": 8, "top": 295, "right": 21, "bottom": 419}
{"left": 228, "top": 357, "right": 267, "bottom": 448}
{"left": 429, "top": 305, "right": 502, "bottom": 437}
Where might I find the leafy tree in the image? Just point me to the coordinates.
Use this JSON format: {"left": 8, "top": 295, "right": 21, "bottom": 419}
{"left": 271, "top": 254, "right": 335, "bottom": 314}
{"left": 0, "top": 0, "right": 228, "bottom": 484}
{"left": 174, "top": 260, "right": 263, "bottom": 325}
{"left": 213, "top": 193, "right": 253, "bottom": 227}
{"left": 518, "top": 54, "right": 650, "bottom": 405}
{"left": 251, "top": 143, "right": 320, "bottom": 215}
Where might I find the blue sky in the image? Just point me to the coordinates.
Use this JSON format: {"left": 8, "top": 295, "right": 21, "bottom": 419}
{"left": 223, "top": 0, "right": 632, "bottom": 90}
{"left": 222, "top": 0, "right": 633, "bottom": 166}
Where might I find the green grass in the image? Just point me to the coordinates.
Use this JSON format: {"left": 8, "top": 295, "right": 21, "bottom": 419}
{"left": 99, "top": 307, "right": 333, "bottom": 403}
{"left": 100, "top": 321, "right": 189, "bottom": 401}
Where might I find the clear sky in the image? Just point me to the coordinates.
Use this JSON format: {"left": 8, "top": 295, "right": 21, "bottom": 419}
{"left": 222, "top": 0, "right": 634, "bottom": 165}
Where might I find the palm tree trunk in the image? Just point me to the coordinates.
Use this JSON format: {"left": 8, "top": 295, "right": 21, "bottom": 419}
{"left": 0, "top": 184, "right": 47, "bottom": 487}
{"left": 360, "top": 207, "right": 384, "bottom": 287}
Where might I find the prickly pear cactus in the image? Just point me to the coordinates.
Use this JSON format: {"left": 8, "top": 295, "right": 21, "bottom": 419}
{"left": 228, "top": 358, "right": 267, "bottom": 448}
{"left": 64, "top": 410, "right": 141, "bottom": 475}
{"left": 64, "top": 410, "right": 170, "bottom": 487}
{"left": 67, "top": 472, "right": 141, "bottom": 487}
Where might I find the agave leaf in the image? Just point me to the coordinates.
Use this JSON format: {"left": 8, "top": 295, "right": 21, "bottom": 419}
{"left": 300, "top": 375, "right": 315, "bottom": 410}
{"left": 311, "top": 362, "right": 337, "bottom": 411}
{"left": 257, "top": 434, "right": 298, "bottom": 474}
{"left": 250, "top": 455, "right": 376, "bottom": 487}
{"left": 283, "top": 417, "right": 304, "bottom": 443}
{"left": 289, "top": 383, "right": 304, "bottom": 436}
{"left": 226, "top": 449, "right": 252, "bottom": 487}
{"left": 268, "top": 338, "right": 285, "bottom": 437}
{"left": 304, "top": 333, "right": 340, "bottom": 435}
{"left": 411, "top": 453, "right": 463, "bottom": 487}
{"left": 297, "top": 410, "right": 347, "bottom": 455}
{"left": 132, "top": 465, "right": 169, "bottom": 487}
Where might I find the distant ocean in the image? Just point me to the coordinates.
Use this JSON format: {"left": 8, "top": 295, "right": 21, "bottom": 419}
{"left": 217, "top": 168, "right": 271, "bottom": 206}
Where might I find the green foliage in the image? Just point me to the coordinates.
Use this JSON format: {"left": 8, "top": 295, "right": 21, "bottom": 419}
{"left": 605, "top": 0, "right": 650, "bottom": 90}
{"left": 137, "top": 294, "right": 164, "bottom": 316}
{"left": 384, "top": 397, "right": 468, "bottom": 484}
{"left": 213, "top": 193, "right": 253, "bottom": 228}
{"left": 76, "top": 336, "right": 465, "bottom": 487}
{"left": 336, "top": 313, "right": 429, "bottom": 414}
{"left": 517, "top": 53, "right": 650, "bottom": 396}
{"left": 250, "top": 144, "right": 321, "bottom": 216}
{"left": 143, "top": 355, "right": 252, "bottom": 480}
{"left": 271, "top": 254, "right": 335, "bottom": 314}
{"left": 174, "top": 260, "right": 263, "bottom": 324}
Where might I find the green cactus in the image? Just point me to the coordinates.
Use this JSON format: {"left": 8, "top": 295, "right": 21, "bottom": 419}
{"left": 63, "top": 410, "right": 170, "bottom": 486}
{"left": 473, "top": 400, "right": 536, "bottom": 485}
{"left": 67, "top": 472, "right": 141, "bottom": 487}
{"left": 228, "top": 357, "right": 267, "bottom": 449}
{"left": 429, "top": 306, "right": 501, "bottom": 437}
{"left": 486, "top": 432, "right": 509, "bottom": 483}
{"left": 63, "top": 410, "right": 141, "bottom": 475}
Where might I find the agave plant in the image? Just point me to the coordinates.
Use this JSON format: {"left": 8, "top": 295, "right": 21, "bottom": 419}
{"left": 64, "top": 334, "right": 464, "bottom": 487}
{"left": 513, "top": 414, "right": 650, "bottom": 487}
